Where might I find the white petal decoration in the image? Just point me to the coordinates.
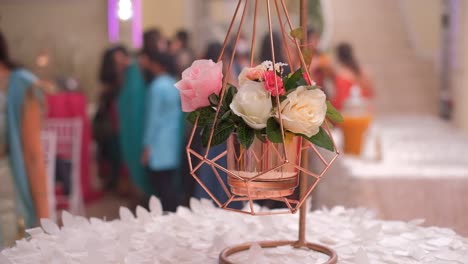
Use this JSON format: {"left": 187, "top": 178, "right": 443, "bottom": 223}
{"left": 189, "top": 197, "right": 203, "bottom": 214}
{"left": 61, "top": 211, "right": 74, "bottom": 228}
{"left": 354, "top": 248, "right": 370, "bottom": 264}
{"left": 149, "top": 196, "right": 162, "bottom": 216}
{"left": 176, "top": 206, "right": 192, "bottom": 217}
{"left": 0, "top": 254, "right": 12, "bottom": 264}
{"left": 136, "top": 205, "right": 151, "bottom": 224}
{"left": 25, "top": 227, "right": 44, "bottom": 238}
{"left": 119, "top": 207, "right": 135, "bottom": 222}
{"left": 427, "top": 237, "right": 453, "bottom": 247}
{"left": 247, "top": 243, "right": 265, "bottom": 263}
{"left": 1, "top": 203, "right": 467, "bottom": 264}
{"left": 200, "top": 198, "right": 215, "bottom": 208}
{"left": 89, "top": 217, "right": 103, "bottom": 225}
{"left": 40, "top": 219, "right": 60, "bottom": 235}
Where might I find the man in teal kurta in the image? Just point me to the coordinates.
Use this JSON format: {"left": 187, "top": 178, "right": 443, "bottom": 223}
{"left": 142, "top": 51, "right": 183, "bottom": 212}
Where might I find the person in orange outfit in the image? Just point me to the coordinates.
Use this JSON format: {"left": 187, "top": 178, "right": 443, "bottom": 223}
{"left": 332, "top": 42, "right": 373, "bottom": 110}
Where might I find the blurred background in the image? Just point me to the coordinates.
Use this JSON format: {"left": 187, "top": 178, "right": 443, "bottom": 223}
{"left": 0, "top": 0, "right": 467, "bottom": 247}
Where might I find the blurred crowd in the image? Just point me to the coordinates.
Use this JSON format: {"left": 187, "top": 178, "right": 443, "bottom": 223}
{"left": 0, "top": 25, "right": 374, "bottom": 246}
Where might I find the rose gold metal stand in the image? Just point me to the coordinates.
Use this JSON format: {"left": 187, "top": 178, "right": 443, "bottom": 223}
{"left": 219, "top": 240, "right": 337, "bottom": 264}
{"left": 218, "top": 2, "right": 338, "bottom": 262}
{"left": 218, "top": 152, "right": 337, "bottom": 264}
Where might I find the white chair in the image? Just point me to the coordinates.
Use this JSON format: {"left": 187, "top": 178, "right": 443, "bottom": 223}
{"left": 40, "top": 131, "right": 57, "bottom": 221}
{"left": 43, "top": 118, "right": 84, "bottom": 215}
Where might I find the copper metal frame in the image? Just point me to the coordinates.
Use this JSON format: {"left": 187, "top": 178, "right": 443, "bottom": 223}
{"left": 185, "top": 0, "right": 339, "bottom": 263}
{"left": 219, "top": 240, "right": 337, "bottom": 264}
{"left": 186, "top": 0, "right": 339, "bottom": 216}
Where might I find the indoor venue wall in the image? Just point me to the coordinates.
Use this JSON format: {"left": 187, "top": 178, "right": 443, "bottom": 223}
{"left": 0, "top": 0, "right": 108, "bottom": 99}
{"left": 328, "top": 0, "right": 440, "bottom": 115}
{"left": 453, "top": 0, "right": 468, "bottom": 133}
{"left": 399, "top": 0, "right": 442, "bottom": 62}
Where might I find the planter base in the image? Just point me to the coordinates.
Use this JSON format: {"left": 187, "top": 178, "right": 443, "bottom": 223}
{"left": 219, "top": 240, "right": 338, "bottom": 264}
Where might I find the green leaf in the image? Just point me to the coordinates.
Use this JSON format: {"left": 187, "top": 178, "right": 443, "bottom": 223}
{"left": 208, "top": 93, "right": 219, "bottom": 107}
{"left": 290, "top": 27, "right": 304, "bottom": 40}
{"left": 326, "top": 100, "right": 344, "bottom": 123}
{"left": 284, "top": 68, "right": 303, "bottom": 91}
{"left": 186, "top": 111, "right": 199, "bottom": 125}
{"left": 266, "top": 118, "right": 283, "bottom": 143}
{"left": 237, "top": 122, "right": 255, "bottom": 148}
{"left": 201, "top": 121, "right": 235, "bottom": 148}
{"left": 296, "top": 78, "right": 308, "bottom": 87}
{"left": 303, "top": 127, "right": 334, "bottom": 151}
{"left": 220, "top": 110, "right": 232, "bottom": 121}
{"left": 223, "top": 84, "right": 237, "bottom": 108}
{"left": 197, "top": 107, "right": 216, "bottom": 127}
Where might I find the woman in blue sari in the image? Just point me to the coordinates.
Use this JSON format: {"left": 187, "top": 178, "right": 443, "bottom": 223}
{"left": 0, "top": 31, "right": 49, "bottom": 247}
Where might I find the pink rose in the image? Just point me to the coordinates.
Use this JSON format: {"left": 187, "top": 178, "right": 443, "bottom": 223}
{"left": 238, "top": 65, "right": 264, "bottom": 86}
{"left": 175, "top": 59, "right": 223, "bottom": 112}
{"left": 263, "top": 70, "right": 285, "bottom": 96}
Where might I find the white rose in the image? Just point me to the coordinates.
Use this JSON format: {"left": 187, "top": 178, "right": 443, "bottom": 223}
{"left": 230, "top": 81, "right": 272, "bottom": 129}
{"left": 278, "top": 86, "right": 327, "bottom": 137}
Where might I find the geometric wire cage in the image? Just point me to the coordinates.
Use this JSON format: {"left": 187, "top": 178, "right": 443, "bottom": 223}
{"left": 185, "top": 1, "right": 340, "bottom": 263}
{"left": 186, "top": 0, "right": 339, "bottom": 216}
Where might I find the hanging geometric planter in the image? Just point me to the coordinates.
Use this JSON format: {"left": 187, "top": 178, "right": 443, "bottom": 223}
{"left": 181, "top": 0, "right": 340, "bottom": 215}
{"left": 176, "top": 0, "right": 341, "bottom": 263}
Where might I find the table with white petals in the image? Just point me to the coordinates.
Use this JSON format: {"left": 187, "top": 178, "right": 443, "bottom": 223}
{"left": 1, "top": 197, "right": 468, "bottom": 264}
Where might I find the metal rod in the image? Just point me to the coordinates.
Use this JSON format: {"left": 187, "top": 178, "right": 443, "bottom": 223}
{"left": 217, "top": 0, "right": 243, "bottom": 63}
{"left": 266, "top": 0, "right": 289, "bottom": 161}
{"left": 206, "top": 0, "right": 249, "bottom": 157}
{"left": 250, "top": 0, "right": 259, "bottom": 67}
{"left": 274, "top": 0, "right": 295, "bottom": 72}
{"left": 296, "top": 0, "right": 308, "bottom": 247}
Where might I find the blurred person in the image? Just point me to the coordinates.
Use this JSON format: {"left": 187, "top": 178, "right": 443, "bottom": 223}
{"left": 117, "top": 57, "right": 153, "bottom": 198}
{"left": 333, "top": 42, "right": 374, "bottom": 155}
{"left": 231, "top": 34, "right": 250, "bottom": 82}
{"left": 141, "top": 51, "right": 183, "bottom": 212}
{"left": 0, "top": 31, "right": 48, "bottom": 246}
{"left": 116, "top": 29, "right": 170, "bottom": 198}
{"left": 170, "top": 29, "right": 195, "bottom": 77}
{"left": 306, "top": 28, "right": 334, "bottom": 89}
{"left": 140, "top": 28, "right": 168, "bottom": 83}
{"left": 333, "top": 42, "right": 373, "bottom": 110}
{"left": 143, "top": 28, "right": 168, "bottom": 54}
{"left": 93, "top": 45, "right": 130, "bottom": 194}
{"left": 259, "top": 31, "right": 287, "bottom": 66}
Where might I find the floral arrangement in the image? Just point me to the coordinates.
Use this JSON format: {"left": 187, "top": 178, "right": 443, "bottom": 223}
{"left": 175, "top": 59, "right": 342, "bottom": 151}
